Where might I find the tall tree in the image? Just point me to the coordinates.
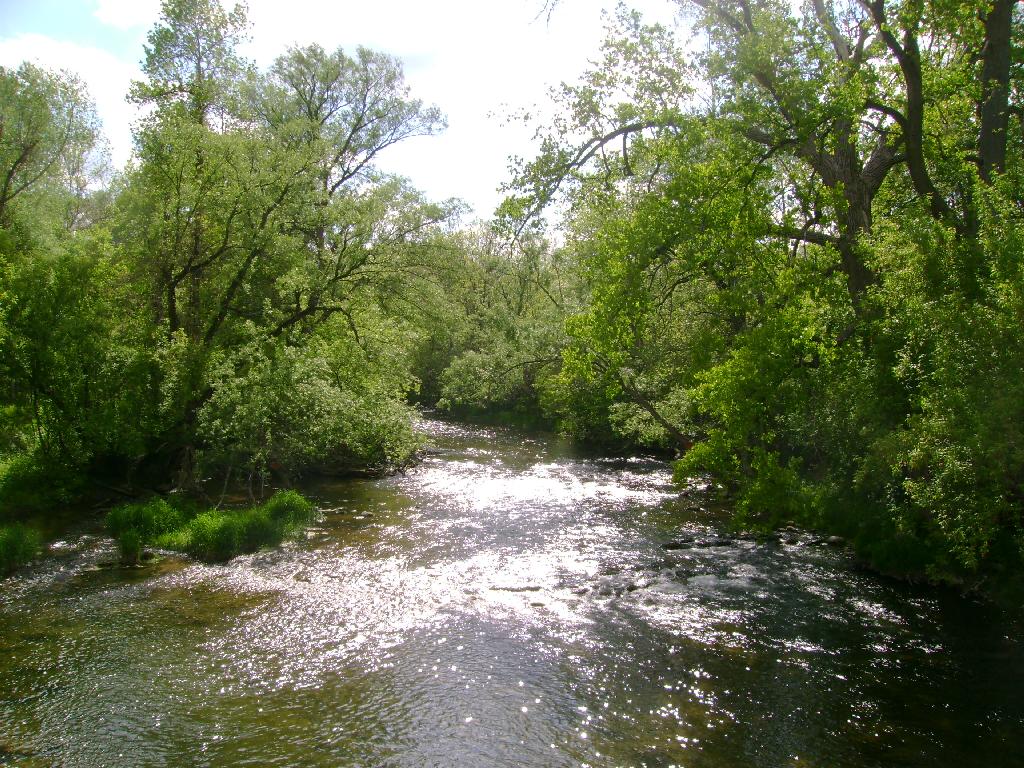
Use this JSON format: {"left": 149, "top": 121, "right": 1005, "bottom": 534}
{"left": 251, "top": 44, "right": 449, "bottom": 339}
{"left": 0, "top": 63, "right": 100, "bottom": 228}
{"left": 114, "top": 0, "right": 457, "bottom": 485}
{"left": 129, "top": 0, "right": 249, "bottom": 125}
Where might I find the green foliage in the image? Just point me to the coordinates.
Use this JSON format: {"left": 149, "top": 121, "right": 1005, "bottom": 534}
{"left": 0, "top": 453, "right": 83, "bottom": 524}
{"left": 0, "top": 0, "right": 1020, "bottom": 595}
{"left": 849, "top": 197, "right": 1024, "bottom": 575}
{"left": 130, "top": 0, "right": 249, "bottom": 123}
{"left": 0, "top": 61, "right": 102, "bottom": 229}
{"left": 261, "top": 490, "right": 314, "bottom": 526}
{"left": 162, "top": 495, "right": 314, "bottom": 562}
{"left": 508, "top": 0, "right": 1024, "bottom": 586}
{"left": 110, "top": 490, "right": 317, "bottom": 563}
{"left": 106, "top": 497, "right": 184, "bottom": 540}
{"left": 197, "top": 318, "right": 421, "bottom": 480}
{"left": 0, "top": 523, "right": 41, "bottom": 576}
{"left": 0, "top": 0, "right": 457, "bottom": 516}
{"left": 106, "top": 497, "right": 186, "bottom": 563}
{"left": 1, "top": 231, "right": 154, "bottom": 471}
{"left": 424, "top": 226, "right": 569, "bottom": 425}
{"left": 172, "top": 511, "right": 245, "bottom": 562}
{"left": 117, "top": 529, "right": 144, "bottom": 566}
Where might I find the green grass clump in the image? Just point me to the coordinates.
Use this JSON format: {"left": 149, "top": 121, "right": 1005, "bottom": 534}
{"left": 0, "top": 523, "right": 41, "bottom": 576}
{"left": 240, "top": 509, "right": 279, "bottom": 551}
{"left": 261, "top": 490, "right": 315, "bottom": 527}
{"left": 106, "top": 498, "right": 186, "bottom": 564}
{"left": 176, "top": 511, "right": 244, "bottom": 562}
{"left": 126, "top": 491, "right": 317, "bottom": 563}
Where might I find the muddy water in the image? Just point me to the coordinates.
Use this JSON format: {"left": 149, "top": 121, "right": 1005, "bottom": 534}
{"left": 1, "top": 419, "right": 1022, "bottom": 767}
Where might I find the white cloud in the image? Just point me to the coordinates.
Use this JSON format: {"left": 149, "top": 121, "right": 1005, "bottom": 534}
{"left": 238, "top": 0, "right": 681, "bottom": 216}
{"left": 2, "top": 0, "right": 683, "bottom": 217}
{"left": 0, "top": 34, "right": 143, "bottom": 169}
{"left": 93, "top": 0, "right": 161, "bottom": 31}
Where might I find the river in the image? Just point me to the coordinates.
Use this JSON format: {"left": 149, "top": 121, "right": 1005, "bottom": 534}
{"left": 1, "top": 418, "right": 1022, "bottom": 767}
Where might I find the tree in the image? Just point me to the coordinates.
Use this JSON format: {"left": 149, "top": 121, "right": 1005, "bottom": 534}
{"left": 511, "top": 0, "right": 1024, "bottom": 580}
{"left": 129, "top": 0, "right": 249, "bottom": 125}
{"left": 432, "top": 225, "right": 568, "bottom": 420}
{"left": 0, "top": 63, "right": 101, "bottom": 228}
{"left": 0, "top": 63, "right": 121, "bottom": 477}
{"left": 113, "top": 0, "right": 457, "bottom": 486}
{"left": 252, "top": 44, "right": 449, "bottom": 339}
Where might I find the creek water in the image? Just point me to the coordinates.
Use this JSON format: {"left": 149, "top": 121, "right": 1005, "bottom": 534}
{"left": 1, "top": 418, "right": 1022, "bottom": 767}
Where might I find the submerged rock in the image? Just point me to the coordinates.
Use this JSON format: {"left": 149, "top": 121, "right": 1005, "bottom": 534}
{"left": 662, "top": 541, "right": 692, "bottom": 550}
{"left": 702, "top": 537, "right": 734, "bottom": 547}
{"left": 662, "top": 536, "right": 695, "bottom": 550}
{"left": 491, "top": 584, "right": 542, "bottom": 592}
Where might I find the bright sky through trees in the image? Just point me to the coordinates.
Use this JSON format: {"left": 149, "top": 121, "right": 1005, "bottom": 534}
{"left": 0, "top": 0, "right": 682, "bottom": 218}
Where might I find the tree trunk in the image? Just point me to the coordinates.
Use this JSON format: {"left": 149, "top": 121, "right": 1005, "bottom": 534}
{"left": 978, "top": 0, "right": 1017, "bottom": 183}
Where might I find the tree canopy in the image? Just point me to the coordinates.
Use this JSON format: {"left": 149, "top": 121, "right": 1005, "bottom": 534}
{"left": 493, "top": 0, "right": 1023, "bottom": 582}
{"left": 1, "top": 0, "right": 1022, "bottom": 588}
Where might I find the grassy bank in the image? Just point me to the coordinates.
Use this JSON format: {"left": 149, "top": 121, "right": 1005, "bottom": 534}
{"left": 106, "top": 491, "right": 316, "bottom": 564}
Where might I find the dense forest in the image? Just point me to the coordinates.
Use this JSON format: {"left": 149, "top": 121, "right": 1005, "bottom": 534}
{"left": 1, "top": 0, "right": 1021, "bottom": 591}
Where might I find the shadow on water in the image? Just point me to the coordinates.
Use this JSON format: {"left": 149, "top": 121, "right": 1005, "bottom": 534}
{"left": 1, "top": 418, "right": 1022, "bottom": 767}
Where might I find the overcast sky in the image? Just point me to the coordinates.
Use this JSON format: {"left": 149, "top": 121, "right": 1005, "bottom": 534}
{"left": 0, "top": 0, "right": 684, "bottom": 219}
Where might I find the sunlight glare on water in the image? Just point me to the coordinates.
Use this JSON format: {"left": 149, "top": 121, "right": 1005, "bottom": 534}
{"left": 0, "top": 418, "right": 1022, "bottom": 768}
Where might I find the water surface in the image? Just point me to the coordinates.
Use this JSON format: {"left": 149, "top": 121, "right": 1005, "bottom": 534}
{"left": 1, "top": 419, "right": 1022, "bottom": 767}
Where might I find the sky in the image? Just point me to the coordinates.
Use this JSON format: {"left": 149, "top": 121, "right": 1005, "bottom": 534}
{"left": 0, "top": 0, "right": 685, "bottom": 220}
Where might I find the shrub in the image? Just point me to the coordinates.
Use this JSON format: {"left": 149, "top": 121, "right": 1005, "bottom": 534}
{"left": 260, "top": 490, "right": 314, "bottom": 526}
{"left": 0, "top": 523, "right": 41, "bottom": 575}
{"left": 180, "top": 511, "right": 242, "bottom": 562}
{"left": 0, "top": 453, "right": 82, "bottom": 523}
{"left": 107, "top": 499, "right": 187, "bottom": 564}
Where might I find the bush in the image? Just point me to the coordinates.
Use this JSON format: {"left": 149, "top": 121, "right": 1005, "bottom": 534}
{"left": 196, "top": 330, "right": 421, "bottom": 482}
{"left": 181, "top": 511, "right": 244, "bottom": 562}
{"left": 111, "top": 492, "right": 316, "bottom": 563}
{"left": 107, "top": 498, "right": 187, "bottom": 564}
{"left": 260, "top": 490, "right": 314, "bottom": 526}
{"left": 0, "top": 453, "right": 82, "bottom": 524}
{"left": 0, "top": 523, "right": 41, "bottom": 575}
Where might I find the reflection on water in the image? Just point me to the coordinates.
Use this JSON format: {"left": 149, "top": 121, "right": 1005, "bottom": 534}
{"left": 1, "top": 418, "right": 1023, "bottom": 767}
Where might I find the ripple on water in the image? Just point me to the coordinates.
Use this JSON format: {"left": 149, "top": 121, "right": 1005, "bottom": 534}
{"left": 1, "top": 418, "right": 1023, "bottom": 767}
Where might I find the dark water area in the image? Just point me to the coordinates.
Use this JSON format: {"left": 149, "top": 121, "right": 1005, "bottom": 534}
{"left": 1, "top": 419, "right": 1022, "bottom": 767}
